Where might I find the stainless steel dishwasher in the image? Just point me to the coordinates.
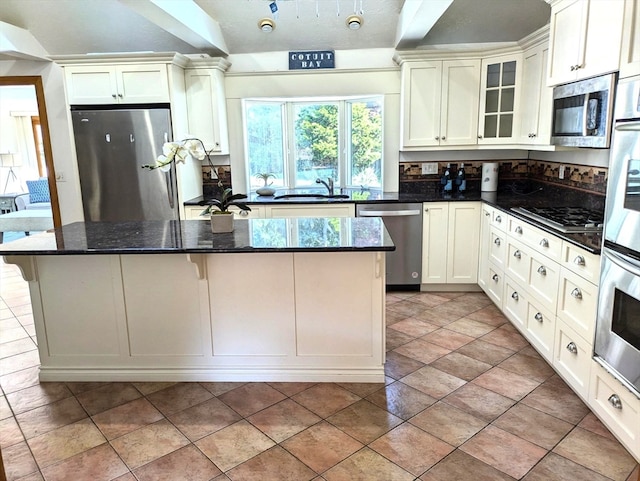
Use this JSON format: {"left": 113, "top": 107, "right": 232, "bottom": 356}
{"left": 356, "top": 203, "right": 423, "bottom": 289}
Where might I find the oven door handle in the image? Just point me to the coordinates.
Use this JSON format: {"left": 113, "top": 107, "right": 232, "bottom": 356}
{"left": 615, "top": 120, "right": 640, "bottom": 133}
{"left": 604, "top": 248, "right": 640, "bottom": 277}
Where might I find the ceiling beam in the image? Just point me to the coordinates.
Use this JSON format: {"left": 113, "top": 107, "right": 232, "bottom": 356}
{"left": 117, "top": 0, "right": 229, "bottom": 55}
{"left": 0, "top": 21, "right": 50, "bottom": 61}
{"left": 395, "top": 0, "right": 453, "bottom": 49}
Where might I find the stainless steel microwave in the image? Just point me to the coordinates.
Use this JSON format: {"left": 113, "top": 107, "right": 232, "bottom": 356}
{"left": 551, "top": 72, "right": 617, "bottom": 148}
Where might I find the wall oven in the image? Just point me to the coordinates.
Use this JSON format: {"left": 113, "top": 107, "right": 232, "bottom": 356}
{"left": 551, "top": 72, "right": 616, "bottom": 148}
{"left": 595, "top": 75, "right": 640, "bottom": 397}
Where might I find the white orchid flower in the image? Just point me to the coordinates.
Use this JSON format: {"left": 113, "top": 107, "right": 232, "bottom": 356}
{"left": 183, "top": 139, "right": 206, "bottom": 160}
{"left": 143, "top": 138, "right": 208, "bottom": 170}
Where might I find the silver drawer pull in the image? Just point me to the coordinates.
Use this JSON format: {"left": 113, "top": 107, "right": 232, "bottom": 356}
{"left": 492, "top": 274, "right": 499, "bottom": 282}
{"left": 495, "top": 215, "right": 502, "bottom": 223}
{"left": 571, "top": 288, "right": 583, "bottom": 299}
{"left": 534, "top": 312, "right": 543, "bottom": 322}
{"left": 537, "top": 265, "right": 547, "bottom": 276}
{"left": 485, "top": 212, "right": 490, "bottom": 217}
{"left": 238, "top": 210, "right": 249, "bottom": 217}
{"left": 494, "top": 238, "right": 501, "bottom": 246}
{"left": 608, "top": 394, "right": 622, "bottom": 410}
{"left": 513, "top": 250, "right": 521, "bottom": 259}
{"left": 511, "top": 291, "right": 519, "bottom": 301}
{"left": 515, "top": 226, "right": 523, "bottom": 234}
{"left": 566, "top": 342, "right": 578, "bottom": 354}
{"left": 539, "top": 238, "right": 549, "bottom": 248}
{"left": 574, "top": 255, "right": 586, "bottom": 266}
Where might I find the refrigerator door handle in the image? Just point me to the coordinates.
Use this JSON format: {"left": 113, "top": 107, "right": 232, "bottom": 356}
{"left": 130, "top": 134, "right": 135, "bottom": 143}
{"left": 165, "top": 170, "right": 175, "bottom": 209}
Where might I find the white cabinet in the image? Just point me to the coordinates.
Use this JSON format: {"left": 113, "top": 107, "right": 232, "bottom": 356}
{"left": 64, "top": 64, "right": 170, "bottom": 104}
{"left": 400, "top": 60, "right": 480, "bottom": 148}
{"left": 547, "top": 0, "right": 625, "bottom": 86}
{"left": 184, "top": 205, "right": 265, "bottom": 220}
{"left": 185, "top": 65, "right": 229, "bottom": 154}
{"left": 555, "top": 318, "right": 592, "bottom": 399}
{"left": 264, "top": 203, "right": 355, "bottom": 219}
{"left": 517, "top": 42, "right": 553, "bottom": 145}
{"left": 478, "top": 54, "right": 522, "bottom": 144}
{"left": 620, "top": 0, "right": 640, "bottom": 78}
{"left": 422, "top": 202, "right": 480, "bottom": 284}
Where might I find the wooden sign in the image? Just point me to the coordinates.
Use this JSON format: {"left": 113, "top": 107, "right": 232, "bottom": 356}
{"left": 289, "top": 51, "right": 335, "bottom": 70}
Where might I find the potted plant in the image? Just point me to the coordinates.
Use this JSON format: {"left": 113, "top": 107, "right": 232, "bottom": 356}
{"left": 199, "top": 188, "right": 251, "bottom": 233}
{"left": 255, "top": 173, "right": 276, "bottom": 196}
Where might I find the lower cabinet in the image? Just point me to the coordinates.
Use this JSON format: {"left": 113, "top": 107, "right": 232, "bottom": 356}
{"left": 555, "top": 318, "right": 592, "bottom": 399}
{"left": 264, "top": 203, "right": 355, "bottom": 218}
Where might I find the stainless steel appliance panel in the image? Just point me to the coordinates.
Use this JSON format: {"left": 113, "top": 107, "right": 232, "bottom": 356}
{"left": 72, "top": 108, "right": 179, "bottom": 222}
{"left": 594, "top": 247, "right": 640, "bottom": 395}
{"left": 356, "top": 203, "right": 422, "bottom": 286}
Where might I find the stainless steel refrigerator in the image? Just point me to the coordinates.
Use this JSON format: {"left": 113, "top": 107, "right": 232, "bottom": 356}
{"left": 71, "top": 107, "right": 179, "bottom": 222}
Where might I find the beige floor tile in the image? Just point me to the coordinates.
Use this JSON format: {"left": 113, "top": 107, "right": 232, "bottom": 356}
{"left": 384, "top": 351, "right": 426, "bottom": 380}
{"left": 460, "top": 425, "right": 547, "bottom": 479}
{"left": 443, "top": 383, "right": 515, "bottom": 422}
{"left": 0, "top": 416, "right": 24, "bottom": 448}
{"left": 387, "top": 300, "right": 429, "bottom": 318}
{"left": 409, "top": 401, "right": 488, "bottom": 447}
{"left": 493, "top": 403, "right": 573, "bottom": 450}
{"left": 498, "top": 353, "right": 556, "bottom": 383}
{"left": 386, "top": 328, "right": 415, "bottom": 351}
{"left": 218, "top": 382, "right": 287, "bottom": 417}
{"left": 65, "top": 382, "right": 110, "bottom": 395}
{"left": 466, "top": 304, "right": 509, "bottom": 327}
{"left": 456, "top": 339, "right": 515, "bottom": 366}
{"left": 472, "top": 366, "right": 541, "bottom": 401}
{"left": 388, "top": 318, "right": 439, "bottom": 337}
{"left": 40, "top": 443, "right": 129, "bottom": 481}
{"left": 409, "top": 292, "right": 451, "bottom": 308}
{"left": 133, "top": 445, "right": 222, "bottom": 481}
{"left": 131, "top": 381, "right": 176, "bottom": 396}
{"left": 110, "top": 418, "right": 189, "bottom": 470}
{"left": 446, "top": 317, "right": 497, "bottom": 338}
{"left": 0, "top": 395, "right": 11, "bottom": 421}
{"left": 0, "top": 337, "right": 37, "bottom": 359}
{"left": 337, "top": 382, "right": 386, "bottom": 398}
{"left": 6, "top": 382, "right": 72, "bottom": 415}
{"left": 577, "top": 411, "right": 617, "bottom": 442}
{"left": 366, "top": 381, "right": 436, "bottom": 420}
{"left": 393, "top": 338, "right": 451, "bottom": 364}
{"left": 369, "top": 423, "right": 454, "bottom": 476}
{"left": 480, "top": 325, "right": 529, "bottom": 350}
{"left": 400, "top": 365, "right": 466, "bottom": 399}
{"left": 267, "top": 382, "right": 317, "bottom": 397}
{"left": 16, "top": 396, "right": 87, "bottom": 439}
{"left": 0, "top": 365, "right": 40, "bottom": 394}
{"left": 92, "top": 397, "right": 164, "bottom": 440}
{"left": 226, "top": 445, "right": 316, "bottom": 481}
{"left": 75, "top": 382, "right": 142, "bottom": 416}
{"left": 168, "top": 397, "right": 241, "bottom": 442}
{"left": 2, "top": 440, "right": 39, "bottom": 481}
{"left": 323, "top": 447, "right": 414, "bottom": 481}
{"left": 521, "top": 375, "right": 590, "bottom": 425}
{"left": 195, "top": 420, "right": 275, "bottom": 472}
{"left": 553, "top": 427, "right": 638, "bottom": 481}
{"left": 144, "top": 382, "right": 212, "bottom": 416}
{"left": 421, "top": 449, "right": 516, "bottom": 481}
{"left": 430, "top": 352, "right": 493, "bottom": 381}
{"left": 326, "top": 399, "right": 403, "bottom": 444}
{"left": 247, "top": 398, "right": 321, "bottom": 443}
{"left": 199, "top": 381, "right": 247, "bottom": 396}
{"left": 522, "top": 452, "right": 612, "bottom": 481}
{"left": 280, "top": 421, "right": 363, "bottom": 474}
{"left": 0, "top": 349, "right": 41, "bottom": 376}
{"left": 27, "top": 418, "right": 106, "bottom": 469}
{"left": 292, "top": 383, "right": 361, "bottom": 418}
{"left": 421, "top": 328, "right": 475, "bottom": 350}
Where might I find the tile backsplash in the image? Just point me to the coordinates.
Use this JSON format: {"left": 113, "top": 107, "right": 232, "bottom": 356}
{"left": 202, "top": 165, "right": 231, "bottom": 198}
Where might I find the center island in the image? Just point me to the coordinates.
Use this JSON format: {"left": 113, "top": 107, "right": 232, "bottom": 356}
{"left": 1, "top": 217, "right": 394, "bottom": 383}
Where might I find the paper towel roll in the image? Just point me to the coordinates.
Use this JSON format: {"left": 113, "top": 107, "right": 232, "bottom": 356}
{"left": 481, "top": 162, "right": 499, "bottom": 192}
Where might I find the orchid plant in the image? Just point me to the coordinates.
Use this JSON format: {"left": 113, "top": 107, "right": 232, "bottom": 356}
{"left": 142, "top": 138, "right": 206, "bottom": 171}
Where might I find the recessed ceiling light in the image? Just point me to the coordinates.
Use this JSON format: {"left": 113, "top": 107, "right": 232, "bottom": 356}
{"left": 346, "top": 15, "right": 363, "bottom": 30}
{"left": 258, "top": 18, "right": 275, "bottom": 32}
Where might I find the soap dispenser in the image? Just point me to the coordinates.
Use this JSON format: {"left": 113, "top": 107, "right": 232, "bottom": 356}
{"left": 442, "top": 163, "right": 452, "bottom": 192}
{"left": 456, "top": 163, "right": 467, "bottom": 192}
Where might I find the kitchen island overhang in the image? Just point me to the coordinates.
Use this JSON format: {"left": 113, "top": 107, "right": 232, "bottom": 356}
{"left": 1, "top": 218, "right": 394, "bottom": 383}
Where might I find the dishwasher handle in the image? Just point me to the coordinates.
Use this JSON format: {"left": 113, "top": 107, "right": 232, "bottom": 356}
{"left": 358, "top": 209, "right": 422, "bottom": 217}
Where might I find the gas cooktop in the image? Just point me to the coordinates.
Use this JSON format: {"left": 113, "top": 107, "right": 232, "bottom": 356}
{"left": 511, "top": 206, "right": 604, "bottom": 233}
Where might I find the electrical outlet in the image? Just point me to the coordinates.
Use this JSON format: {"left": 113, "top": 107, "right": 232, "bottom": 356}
{"left": 55, "top": 171, "right": 66, "bottom": 182}
{"left": 559, "top": 165, "right": 565, "bottom": 180}
{"left": 422, "top": 162, "right": 438, "bottom": 175}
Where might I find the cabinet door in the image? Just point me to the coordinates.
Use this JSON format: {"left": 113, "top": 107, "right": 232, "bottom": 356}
{"left": 478, "top": 54, "right": 521, "bottom": 144}
{"left": 401, "top": 62, "right": 442, "bottom": 147}
{"left": 116, "top": 64, "right": 170, "bottom": 103}
{"left": 441, "top": 59, "right": 480, "bottom": 146}
{"left": 447, "top": 202, "right": 480, "bottom": 283}
{"left": 478, "top": 204, "right": 493, "bottom": 291}
{"left": 518, "top": 44, "right": 552, "bottom": 145}
{"left": 422, "top": 202, "right": 449, "bottom": 283}
{"left": 580, "top": 0, "right": 625, "bottom": 80}
{"left": 184, "top": 206, "right": 205, "bottom": 220}
{"left": 547, "top": 0, "right": 586, "bottom": 85}
{"left": 265, "top": 203, "right": 355, "bottom": 218}
{"left": 185, "top": 69, "right": 229, "bottom": 153}
{"left": 64, "top": 66, "right": 119, "bottom": 104}
{"left": 620, "top": 0, "right": 640, "bottom": 78}
{"left": 229, "top": 205, "right": 265, "bottom": 219}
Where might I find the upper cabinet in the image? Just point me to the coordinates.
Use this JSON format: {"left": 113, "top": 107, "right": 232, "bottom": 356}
{"left": 620, "top": 0, "right": 640, "bottom": 78}
{"left": 400, "top": 59, "right": 480, "bottom": 149}
{"left": 478, "top": 53, "right": 522, "bottom": 145}
{"left": 547, "top": 0, "right": 625, "bottom": 86}
{"left": 184, "top": 58, "right": 231, "bottom": 155}
{"left": 64, "top": 64, "right": 171, "bottom": 104}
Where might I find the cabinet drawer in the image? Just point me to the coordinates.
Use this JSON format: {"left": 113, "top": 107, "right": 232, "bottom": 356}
{"left": 557, "top": 267, "right": 598, "bottom": 344}
{"left": 527, "top": 250, "right": 560, "bottom": 314}
{"left": 561, "top": 241, "right": 600, "bottom": 284}
{"left": 489, "top": 227, "right": 506, "bottom": 269}
{"left": 506, "top": 239, "right": 530, "bottom": 286}
{"left": 486, "top": 263, "right": 504, "bottom": 308}
{"left": 508, "top": 217, "right": 562, "bottom": 262}
{"left": 184, "top": 206, "right": 205, "bottom": 220}
{"left": 555, "top": 318, "right": 591, "bottom": 399}
{"left": 526, "top": 301, "right": 555, "bottom": 362}
{"left": 491, "top": 210, "right": 508, "bottom": 232}
{"left": 589, "top": 360, "right": 640, "bottom": 458}
{"left": 503, "top": 276, "right": 528, "bottom": 331}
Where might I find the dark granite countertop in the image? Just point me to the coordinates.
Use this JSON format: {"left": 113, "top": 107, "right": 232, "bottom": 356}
{"left": 0, "top": 218, "right": 395, "bottom": 255}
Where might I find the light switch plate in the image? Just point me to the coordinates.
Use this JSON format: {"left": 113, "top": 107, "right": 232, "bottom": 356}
{"left": 422, "top": 162, "right": 438, "bottom": 175}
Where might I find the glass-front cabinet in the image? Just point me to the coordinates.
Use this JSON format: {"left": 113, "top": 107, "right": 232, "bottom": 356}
{"left": 478, "top": 54, "right": 522, "bottom": 145}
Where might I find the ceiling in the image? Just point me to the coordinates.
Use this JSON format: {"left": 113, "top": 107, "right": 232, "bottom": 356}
{"left": 0, "top": 0, "right": 551, "bottom": 58}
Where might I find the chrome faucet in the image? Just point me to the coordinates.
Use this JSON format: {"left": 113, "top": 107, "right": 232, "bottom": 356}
{"left": 316, "top": 177, "right": 334, "bottom": 195}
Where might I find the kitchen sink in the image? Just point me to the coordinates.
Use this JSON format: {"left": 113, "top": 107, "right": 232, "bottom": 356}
{"left": 273, "top": 193, "right": 350, "bottom": 200}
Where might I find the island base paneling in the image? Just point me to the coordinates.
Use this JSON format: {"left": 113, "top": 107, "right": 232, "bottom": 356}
{"left": 11, "top": 252, "right": 386, "bottom": 383}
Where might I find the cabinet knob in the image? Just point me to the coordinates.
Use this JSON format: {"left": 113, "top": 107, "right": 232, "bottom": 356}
{"left": 537, "top": 265, "right": 547, "bottom": 276}
{"left": 513, "top": 250, "right": 521, "bottom": 259}
{"left": 540, "top": 238, "right": 549, "bottom": 248}
{"left": 566, "top": 342, "right": 578, "bottom": 354}
{"left": 492, "top": 274, "right": 499, "bottom": 282}
{"left": 515, "top": 226, "right": 523, "bottom": 234}
{"left": 574, "top": 255, "right": 586, "bottom": 266}
{"left": 238, "top": 210, "right": 249, "bottom": 217}
{"left": 511, "top": 291, "right": 519, "bottom": 301}
{"left": 608, "top": 394, "right": 622, "bottom": 410}
{"left": 484, "top": 212, "right": 490, "bottom": 217}
{"left": 435, "top": 136, "right": 440, "bottom": 140}
{"left": 494, "top": 238, "right": 501, "bottom": 246}
{"left": 570, "top": 65, "right": 576, "bottom": 71}
{"left": 118, "top": 93, "right": 123, "bottom": 98}
{"left": 571, "top": 288, "right": 583, "bottom": 299}
{"left": 534, "top": 312, "right": 543, "bottom": 322}
{"left": 478, "top": 135, "right": 483, "bottom": 139}
{"left": 424, "top": 208, "right": 429, "bottom": 213}
{"left": 441, "top": 136, "right": 446, "bottom": 140}
{"left": 495, "top": 215, "right": 502, "bottom": 223}
{"left": 112, "top": 94, "right": 117, "bottom": 99}
{"left": 531, "top": 133, "right": 537, "bottom": 138}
